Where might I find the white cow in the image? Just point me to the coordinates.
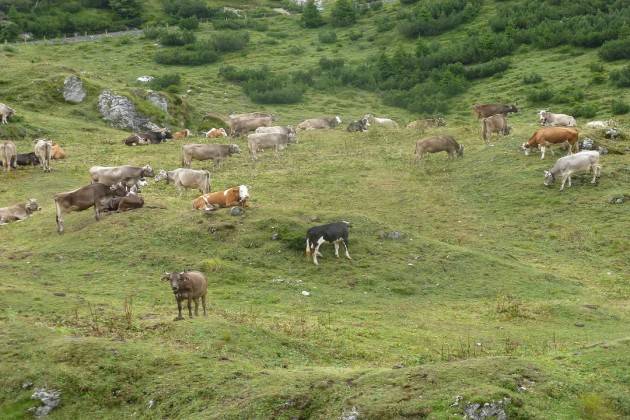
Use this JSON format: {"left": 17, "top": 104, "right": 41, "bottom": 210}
{"left": 154, "top": 168, "right": 211, "bottom": 195}
{"left": 544, "top": 150, "right": 601, "bottom": 191}
{"left": 0, "top": 103, "right": 15, "bottom": 124}
{"left": 585, "top": 120, "right": 615, "bottom": 129}
{"left": 34, "top": 139, "right": 53, "bottom": 172}
{"left": 363, "top": 114, "right": 399, "bottom": 128}
{"left": 539, "top": 110, "right": 577, "bottom": 127}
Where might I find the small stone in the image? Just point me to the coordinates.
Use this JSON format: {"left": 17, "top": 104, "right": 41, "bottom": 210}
{"left": 230, "top": 207, "right": 244, "bottom": 216}
{"left": 583, "top": 304, "right": 598, "bottom": 310}
{"left": 379, "top": 231, "right": 404, "bottom": 240}
{"left": 575, "top": 322, "right": 585, "bottom": 327}
{"left": 309, "top": 216, "right": 320, "bottom": 222}
{"left": 271, "top": 233, "right": 280, "bottom": 240}
{"left": 22, "top": 382, "right": 33, "bottom": 389}
{"left": 63, "top": 75, "right": 86, "bottom": 103}
{"left": 148, "top": 400, "right": 155, "bottom": 409}
{"left": 301, "top": 291, "right": 310, "bottom": 296}
{"left": 53, "top": 292, "right": 66, "bottom": 297}
{"left": 137, "top": 76, "right": 154, "bottom": 83}
{"left": 392, "top": 363, "right": 405, "bottom": 369}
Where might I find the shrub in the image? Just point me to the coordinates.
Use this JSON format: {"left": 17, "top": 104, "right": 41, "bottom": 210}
{"left": 319, "top": 57, "right": 345, "bottom": 70}
{"left": 570, "top": 103, "right": 597, "bottom": 119}
{"left": 155, "top": 42, "right": 219, "bottom": 65}
{"left": 108, "top": 0, "right": 142, "bottom": 19}
{"left": 610, "top": 65, "right": 630, "bottom": 88}
{"left": 599, "top": 38, "right": 630, "bottom": 61}
{"left": 523, "top": 73, "right": 543, "bottom": 84}
{"left": 178, "top": 16, "right": 200, "bottom": 31}
{"left": 348, "top": 29, "right": 363, "bottom": 40}
{"left": 143, "top": 26, "right": 162, "bottom": 40}
{"left": 212, "top": 19, "right": 245, "bottom": 30}
{"left": 375, "top": 15, "right": 394, "bottom": 32}
{"left": 163, "top": 0, "right": 214, "bottom": 18}
{"left": 463, "top": 59, "right": 509, "bottom": 80}
{"left": 160, "top": 29, "right": 196, "bottom": 46}
{"left": 589, "top": 63, "right": 604, "bottom": 73}
{"left": 0, "top": 20, "right": 20, "bottom": 42}
{"left": 149, "top": 73, "right": 181, "bottom": 90}
{"left": 611, "top": 100, "right": 630, "bottom": 115}
{"left": 243, "top": 77, "right": 305, "bottom": 104}
{"left": 590, "top": 74, "right": 605, "bottom": 85}
{"left": 287, "top": 45, "right": 304, "bottom": 55}
{"left": 219, "top": 65, "right": 270, "bottom": 82}
{"left": 301, "top": 0, "right": 324, "bottom": 28}
{"left": 318, "top": 30, "right": 337, "bottom": 44}
{"left": 398, "top": 0, "right": 482, "bottom": 38}
{"left": 527, "top": 87, "right": 555, "bottom": 103}
{"left": 330, "top": 0, "right": 357, "bottom": 27}
{"left": 212, "top": 31, "right": 249, "bottom": 52}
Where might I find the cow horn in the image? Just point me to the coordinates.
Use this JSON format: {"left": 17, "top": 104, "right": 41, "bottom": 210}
{"left": 161, "top": 272, "right": 170, "bottom": 280}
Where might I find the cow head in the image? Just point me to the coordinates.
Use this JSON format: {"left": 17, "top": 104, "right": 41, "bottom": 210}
{"left": 288, "top": 131, "right": 297, "bottom": 143}
{"left": 238, "top": 185, "right": 250, "bottom": 202}
{"left": 7, "top": 106, "right": 15, "bottom": 118}
{"left": 162, "top": 272, "right": 188, "bottom": 294}
{"left": 26, "top": 198, "right": 41, "bottom": 214}
{"left": 335, "top": 115, "right": 342, "bottom": 125}
{"left": 538, "top": 110, "right": 548, "bottom": 126}
{"left": 509, "top": 105, "right": 518, "bottom": 113}
{"left": 229, "top": 144, "right": 241, "bottom": 154}
{"left": 110, "top": 182, "right": 128, "bottom": 197}
{"left": 457, "top": 144, "right": 464, "bottom": 157}
{"left": 543, "top": 170, "right": 555, "bottom": 186}
{"left": 363, "top": 113, "right": 374, "bottom": 123}
{"left": 154, "top": 170, "right": 168, "bottom": 182}
{"left": 361, "top": 118, "right": 370, "bottom": 129}
{"left": 142, "top": 165, "right": 155, "bottom": 177}
{"left": 521, "top": 143, "right": 531, "bottom": 155}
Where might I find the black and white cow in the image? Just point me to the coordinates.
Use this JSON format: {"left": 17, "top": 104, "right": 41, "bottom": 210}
{"left": 305, "top": 221, "right": 352, "bottom": 265}
{"left": 347, "top": 118, "right": 369, "bottom": 133}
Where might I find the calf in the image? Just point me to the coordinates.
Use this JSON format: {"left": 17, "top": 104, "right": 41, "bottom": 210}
{"left": 34, "top": 138, "right": 53, "bottom": 172}
{"left": 247, "top": 132, "right": 294, "bottom": 160}
{"left": 161, "top": 271, "right": 208, "bottom": 320}
{"left": 347, "top": 118, "right": 370, "bottom": 132}
{"left": 521, "top": 127, "right": 578, "bottom": 159}
{"left": 363, "top": 114, "right": 398, "bottom": 128}
{"left": 305, "top": 221, "right": 352, "bottom": 266}
{"left": 0, "top": 140, "right": 17, "bottom": 172}
{"left": 181, "top": 144, "right": 240, "bottom": 167}
{"left": 414, "top": 135, "right": 464, "bottom": 161}
{"left": 192, "top": 185, "right": 249, "bottom": 210}
{"left": 481, "top": 114, "right": 511, "bottom": 144}
{"left": 585, "top": 120, "right": 615, "bottom": 129}
{"left": 155, "top": 168, "right": 211, "bottom": 195}
{"left": 0, "top": 199, "right": 41, "bottom": 225}
{"left": 544, "top": 151, "right": 601, "bottom": 191}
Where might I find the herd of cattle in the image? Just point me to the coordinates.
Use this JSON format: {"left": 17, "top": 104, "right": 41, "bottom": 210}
{"left": 0, "top": 101, "right": 620, "bottom": 317}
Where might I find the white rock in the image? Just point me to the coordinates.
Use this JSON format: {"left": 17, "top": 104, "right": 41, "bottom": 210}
{"left": 137, "top": 76, "right": 154, "bottom": 83}
{"left": 301, "top": 291, "right": 310, "bottom": 296}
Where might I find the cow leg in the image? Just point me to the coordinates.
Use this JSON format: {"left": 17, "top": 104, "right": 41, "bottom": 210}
{"left": 334, "top": 241, "right": 340, "bottom": 258}
{"left": 560, "top": 174, "right": 569, "bottom": 191}
{"left": 54, "top": 200, "right": 64, "bottom": 234}
{"left": 193, "top": 298, "right": 199, "bottom": 316}
{"left": 592, "top": 164, "right": 601, "bottom": 183}
{"left": 201, "top": 294, "right": 207, "bottom": 316}
{"left": 312, "top": 238, "right": 325, "bottom": 265}
{"left": 540, "top": 146, "right": 546, "bottom": 160}
{"left": 94, "top": 203, "right": 101, "bottom": 221}
{"left": 342, "top": 239, "right": 352, "bottom": 260}
{"left": 187, "top": 297, "right": 193, "bottom": 318}
{"left": 176, "top": 298, "right": 184, "bottom": 320}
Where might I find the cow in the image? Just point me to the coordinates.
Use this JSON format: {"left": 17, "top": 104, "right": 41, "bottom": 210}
{"left": 105, "top": 187, "right": 145, "bottom": 212}
{"left": 53, "top": 182, "right": 128, "bottom": 233}
{"left": 585, "top": 120, "right": 615, "bottom": 129}
{"left": 173, "top": 129, "right": 191, "bottom": 140}
{"left": 124, "top": 128, "right": 172, "bottom": 146}
{"left": 0, "top": 199, "right": 41, "bottom": 225}
{"left": 247, "top": 132, "right": 295, "bottom": 160}
{"left": 33, "top": 139, "right": 53, "bottom": 172}
{"left": 481, "top": 114, "right": 511, "bottom": 144}
{"left": 192, "top": 185, "right": 250, "bottom": 210}
{"left": 544, "top": 151, "right": 601, "bottom": 191}
{"left": 521, "top": 127, "right": 578, "bottom": 160}
{"left": 347, "top": 118, "right": 370, "bottom": 132}
{"left": 161, "top": 271, "right": 208, "bottom": 320}
{"left": 472, "top": 104, "right": 518, "bottom": 119}
{"left": 51, "top": 143, "right": 66, "bottom": 159}
{"left": 0, "top": 103, "right": 15, "bottom": 124}
{"left": 305, "top": 221, "right": 352, "bottom": 266}
{"left": 414, "top": 135, "right": 464, "bottom": 161}
{"left": 204, "top": 128, "right": 228, "bottom": 138}
{"left": 406, "top": 117, "right": 446, "bottom": 130}
{"left": 538, "top": 110, "right": 576, "bottom": 127}
{"left": 255, "top": 125, "right": 296, "bottom": 141}
{"left": 0, "top": 140, "right": 17, "bottom": 172}
{"left": 229, "top": 116, "right": 273, "bottom": 136}
{"left": 229, "top": 112, "right": 274, "bottom": 120}
{"left": 363, "top": 114, "right": 398, "bottom": 128}
{"left": 297, "top": 116, "right": 342, "bottom": 131}
{"left": 14, "top": 152, "right": 40, "bottom": 167}
{"left": 89, "top": 165, "right": 155, "bottom": 187}
{"left": 182, "top": 144, "right": 240, "bottom": 167}
{"left": 154, "top": 168, "right": 211, "bottom": 195}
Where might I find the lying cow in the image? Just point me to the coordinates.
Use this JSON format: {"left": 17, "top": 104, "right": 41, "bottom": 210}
{"left": 406, "top": 117, "right": 446, "bottom": 129}
{"left": 34, "top": 138, "right": 52, "bottom": 172}
{"left": 173, "top": 129, "right": 191, "bottom": 140}
{"left": 192, "top": 185, "right": 249, "bottom": 210}
{"left": 162, "top": 271, "right": 208, "bottom": 320}
{"left": 53, "top": 182, "right": 128, "bottom": 233}
{"left": 124, "top": 128, "right": 172, "bottom": 146}
{"left": 539, "top": 110, "right": 576, "bottom": 127}
{"left": 0, "top": 140, "right": 17, "bottom": 172}
{"left": 247, "top": 132, "right": 295, "bottom": 160}
{"left": 481, "top": 114, "right": 511, "bottom": 144}
{"left": 544, "top": 151, "right": 601, "bottom": 191}
{"left": 305, "top": 221, "right": 352, "bottom": 266}
{"left": 414, "top": 135, "right": 464, "bottom": 161}
{"left": 182, "top": 144, "right": 240, "bottom": 167}
{"left": 472, "top": 104, "right": 518, "bottom": 119}
{"left": 297, "top": 116, "right": 342, "bottom": 131}
{"left": 105, "top": 186, "right": 145, "bottom": 212}
{"left": 363, "top": 114, "right": 398, "bottom": 128}
{"left": 585, "top": 120, "right": 615, "bottom": 129}
{"left": 52, "top": 143, "right": 66, "bottom": 159}
{"left": 347, "top": 118, "right": 370, "bottom": 133}
{"left": 230, "top": 116, "right": 273, "bottom": 137}
{"left": 0, "top": 103, "right": 15, "bottom": 124}
{"left": 205, "top": 128, "right": 228, "bottom": 138}
{"left": 0, "top": 198, "right": 41, "bottom": 225}
{"left": 89, "top": 165, "right": 154, "bottom": 187}
{"left": 155, "top": 168, "right": 211, "bottom": 194}
{"left": 229, "top": 112, "right": 274, "bottom": 120}
{"left": 14, "top": 152, "right": 40, "bottom": 167}
{"left": 521, "top": 127, "right": 578, "bottom": 159}
{"left": 255, "top": 125, "right": 296, "bottom": 141}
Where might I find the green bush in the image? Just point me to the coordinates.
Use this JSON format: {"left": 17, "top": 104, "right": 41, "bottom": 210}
{"left": 160, "top": 29, "right": 196, "bottom": 46}
{"left": 149, "top": 73, "right": 181, "bottom": 91}
{"left": 611, "top": 100, "right": 630, "bottom": 115}
{"left": 155, "top": 42, "right": 219, "bottom": 65}
{"left": 523, "top": 73, "right": 543, "bottom": 84}
{"left": 211, "top": 31, "right": 249, "bottom": 52}
{"left": 610, "top": 65, "right": 630, "bottom": 88}
{"left": 398, "top": 0, "right": 481, "bottom": 38}
{"left": 244, "top": 77, "right": 305, "bottom": 104}
{"left": 0, "top": 20, "right": 20, "bottom": 42}
{"left": 163, "top": 0, "right": 214, "bottom": 18}
{"left": 178, "top": 16, "right": 200, "bottom": 31}
{"left": 319, "top": 57, "right": 345, "bottom": 70}
{"left": 348, "top": 29, "right": 363, "bottom": 40}
{"left": 570, "top": 103, "right": 597, "bottom": 118}
{"left": 527, "top": 87, "right": 555, "bottom": 103}
{"left": 599, "top": 38, "right": 630, "bottom": 61}
{"left": 375, "top": 15, "right": 394, "bottom": 32}
{"left": 463, "top": 59, "right": 509, "bottom": 80}
{"left": 143, "top": 26, "right": 163, "bottom": 40}
{"left": 301, "top": 0, "right": 324, "bottom": 28}
{"left": 330, "top": 0, "right": 357, "bottom": 27}
{"left": 318, "top": 30, "right": 337, "bottom": 44}
{"left": 287, "top": 45, "right": 304, "bottom": 55}
{"left": 589, "top": 63, "right": 604, "bottom": 73}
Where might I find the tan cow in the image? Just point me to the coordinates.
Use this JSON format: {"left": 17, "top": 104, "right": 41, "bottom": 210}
{"left": 481, "top": 114, "right": 511, "bottom": 144}
{"left": 52, "top": 143, "right": 66, "bottom": 159}
{"left": 173, "top": 129, "right": 192, "bottom": 140}
{"left": 34, "top": 139, "right": 53, "bottom": 172}
{"left": 0, "top": 103, "right": 15, "bottom": 124}
{"left": 0, "top": 140, "right": 17, "bottom": 172}
{"left": 0, "top": 199, "right": 41, "bottom": 224}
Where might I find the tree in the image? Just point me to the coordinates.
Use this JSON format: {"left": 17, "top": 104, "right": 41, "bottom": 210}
{"left": 330, "top": 0, "right": 356, "bottom": 27}
{"left": 108, "top": 0, "right": 141, "bottom": 19}
{"left": 0, "top": 21, "right": 20, "bottom": 42}
{"left": 301, "top": 0, "right": 324, "bottom": 28}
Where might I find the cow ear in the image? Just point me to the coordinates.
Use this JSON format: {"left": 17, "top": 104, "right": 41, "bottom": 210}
{"left": 162, "top": 272, "right": 170, "bottom": 281}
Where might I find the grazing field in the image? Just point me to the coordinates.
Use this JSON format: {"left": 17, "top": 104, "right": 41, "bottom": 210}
{"left": 1, "top": 1, "right": 630, "bottom": 418}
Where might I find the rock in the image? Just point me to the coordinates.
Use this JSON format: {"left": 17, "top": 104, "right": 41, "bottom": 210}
{"left": 392, "top": 363, "right": 405, "bottom": 369}
{"left": 22, "top": 381, "right": 33, "bottom": 389}
{"left": 148, "top": 400, "right": 155, "bottom": 409}
{"left": 583, "top": 304, "right": 599, "bottom": 310}
{"left": 137, "top": 76, "right": 154, "bottom": 83}
{"left": 379, "top": 231, "right": 404, "bottom": 240}
{"left": 272, "top": 7, "right": 291, "bottom": 15}
{"left": 97, "top": 90, "right": 158, "bottom": 131}
{"left": 341, "top": 406, "right": 359, "bottom": 420}
{"left": 62, "top": 75, "right": 86, "bottom": 103}
{"left": 309, "top": 216, "right": 320, "bottom": 222}
{"left": 30, "top": 388, "right": 61, "bottom": 417}
{"left": 146, "top": 91, "right": 168, "bottom": 113}
{"left": 301, "top": 291, "right": 310, "bottom": 296}
{"left": 53, "top": 292, "right": 66, "bottom": 297}
{"left": 463, "top": 398, "right": 510, "bottom": 420}
{"left": 271, "top": 233, "right": 280, "bottom": 240}
{"left": 580, "top": 137, "right": 594, "bottom": 150}
{"left": 598, "top": 146, "right": 608, "bottom": 155}
{"left": 605, "top": 128, "right": 621, "bottom": 139}
{"left": 208, "top": 222, "right": 236, "bottom": 234}
{"left": 608, "top": 194, "right": 628, "bottom": 204}
{"left": 230, "top": 207, "right": 244, "bottom": 216}
{"left": 575, "top": 322, "right": 585, "bottom": 327}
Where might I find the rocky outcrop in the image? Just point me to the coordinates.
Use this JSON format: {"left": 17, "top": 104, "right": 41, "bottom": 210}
{"left": 63, "top": 75, "right": 86, "bottom": 103}
{"left": 97, "top": 90, "right": 158, "bottom": 131}
{"left": 146, "top": 91, "right": 168, "bottom": 113}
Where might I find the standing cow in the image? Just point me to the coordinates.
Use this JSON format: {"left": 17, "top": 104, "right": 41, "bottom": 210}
{"left": 182, "top": 144, "right": 240, "bottom": 167}
{"left": 162, "top": 271, "right": 208, "bottom": 320}
{"left": 481, "top": 114, "right": 511, "bottom": 144}
{"left": 229, "top": 116, "right": 273, "bottom": 136}
{"left": 0, "top": 103, "right": 15, "bottom": 124}
{"left": 34, "top": 139, "right": 53, "bottom": 172}
{"left": 305, "top": 221, "right": 352, "bottom": 266}
{"left": 247, "top": 132, "right": 295, "bottom": 160}
{"left": 414, "top": 135, "right": 464, "bottom": 161}
{"left": 521, "top": 127, "right": 578, "bottom": 159}
{"left": 0, "top": 140, "right": 17, "bottom": 172}
{"left": 155, "top": 168, "right": 211, "bottom": 195}
{"left": 472, "top": 104, "right": 518, "bottom": 119}
{"left": 89, "top": 165, "right": 155, "bottom": 187}
{"left": 544, "top": 151, "right": 601, "bottom": 191}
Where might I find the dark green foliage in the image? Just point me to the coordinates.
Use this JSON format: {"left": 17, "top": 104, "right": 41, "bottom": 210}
{"left": 287, "top": 45, "right": 304, "bottom": 55}
{"left": 611, "top": 100, "right": 630, "bottom": 115}
{"left": 398, "top": 0, "right": 481, "bottom": 38}
{"left": 108, "top": 0, "right": 141, "bottom": 19}
{"left": 463, "top": 59, "right": 510, "bottom": 80}
{"left": 570, "top": 103, "right": 597, "bottom": 118}
{"left": 348, "top": 29, "right": 363, "bottom": 40}
{"left": 330, "top": 0, "right": 357, "bottom": 27}
{"left": 162, "top": 0, "right": 215, "bottom": 18}
{"left": 219, "top": 65, "right": 304, "bottom": 104}
{"left": 599, "top": 38, "right": 630, "bottom": 61}
{"left": 523, "top": 73, "right": 543, "bottom": 84}
{"left": 149, "top": 73, "right": 181, "bottom": 91}
{"left": 143, "top": 26, "right": 162, "bottom": 39}
{"left": 219, "top": 65, "right": 270, "bottom": 82}
{"left": 212, "top": 18, "right": 267, "bottom": 31}
{"left": 0, "top": 20, "right": 19, "bottom": 42}
{"left": 319, "top": 57, "right": 345, "bottom": 70}
{"left": 527, "top": 86, "right": 555, "bottom": 103}
{"left": 610, "top": 65, "right": 630, "bottom": 88}
{"left": 589, "top": 63, "right": 604, "bottom": 73}
{"left": 399, "top": 0, "right": 419, "bottom": 4}
{"left": 159, "top": 29, "right": 196, "bottom": 46}
{"left": 318, "top": 30, "right": 337, "bottom": 44}
{"left": 211, "top": 31, "right": 249, "bottom": 52}
{"left": 375, "top": 15, "right": 394, "bottom": 32}
{"left": 178, "top": 16, "right": 199, "bottom": 31}
{"left": 154, "top": 42, "right": 219, "bottom": 65}
{"left": 301, "top": 0, "right": 324, "bottom": 28}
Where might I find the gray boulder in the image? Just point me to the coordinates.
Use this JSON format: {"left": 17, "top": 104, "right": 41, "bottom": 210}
{"left": 63, "top": 75, "right": 86, "bottom": 103}
{"left": 97, "top": 90, "right": 158, "bottom": 131}
{"left": 147, "top": 91, "right": 168, "bottom": 113}
{"left": 230, "top": 206, "right": 244, "bottom": 216}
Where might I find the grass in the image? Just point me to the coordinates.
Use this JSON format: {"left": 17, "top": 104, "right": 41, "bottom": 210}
{"left": 1, "top": 2, "right": 629, "bottom": 418}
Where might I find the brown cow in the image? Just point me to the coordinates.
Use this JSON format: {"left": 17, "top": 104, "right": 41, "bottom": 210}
{"left": 414, "top": 135, "right": 464, "bottom": 161}
{"left": 521, "top": 127, "right": 578, "bottom": 160}
{"left": 173, "top": 129, "right": 191, "bottom": 140}
{"left": 162, "top": 271, "right": 208, "bottom": 320}
{"left": 192, "top": 185, "right": 249, "bottom": 210}
{"left": 0, "top": 140, "right": 17, "bottom": 172}
{"left": 481, "top": 114, "right": 511, "bottom": 144}
{"left": 52, "top": 143, "right": 66, "bottom": 159}
{"left": 472, "top": 104, "right": 518, "bottom": 119}
{"left": 205, "top": 128, "right": 228, "bottom": 138}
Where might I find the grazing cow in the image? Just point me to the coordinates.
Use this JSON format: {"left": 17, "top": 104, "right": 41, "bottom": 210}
{"left": 14, "top": 152, "right": 40, "bottom": 167}
{"left": 585, "top": 120, "right": 615, "bottom": 129}
{"left": 181, "top": 144, "right": 240, "bottom": 167}
{"left": 297, "top": 116, "right": 342, "bottom": 131}
{"left": 247, "top": 132, "right": 295, "bottom": 160}
{"left": 229, "top": 116, "right": 273, "bottom": 136}
{"left": 305, "top": 221, "right": 352, "bottom": 266}
{"left": 155, "top": 168, "right": 211, "bottom": 194}
{"left": 414, "top": 135, "right": 464, "bottom": 161}
{"left": 124, "top": 128, "right": 172, "bottom": 146}
{"left": 0, "top": 199, "right": 41, "bottom": 225}
{"left": 363, "top": 114, "right": 398, "bottom": 128}
{"left": 161, "top": 271, "right": 208, "bottom": 320}
{"left": 544, "top": 151, "right": 601, "bottom": 191}
{"left": 34, "top": 139, "right": 53, "bottom": 172}
{"left": 0, "top": 140, "right": 17, "bottom": 172}
{"left": 255, "top": 125, "right": 296, "bottom": 140}
{"left": 0, "top": 103, "right": 15, "bottom": 124}
{"left": 347, "top": 118, "right": 370, "bottom": 132}
{"left": 521, "top": 127, "right": 578, "bottom": 159}
{"left": 205, "top": 128, "right": 228, "bottom": 138}
{"left": 89, "top": 165, "right": 154, "bottom": 187}
{"left": 538, "top": 110, "right": 576, "bottom": 127}
{"left": 192, "top": 185, "right": 250, "bottom": 210}
{"left": 53, "top": 182, "right": 128, "bottom": 233}
{"left": 406, "top": 117, "right": 446, "bottom": 129}
{"left": 481, "top": 114, "right": 511, "bottom": 144}
{"left": 472, "top": 104, "right": 518, "bottom": 119}
{"left": 51, "top": 143, "right": 66, "bottom": 159}
{"left": 173, "top": 129, "right": 192, "bottom": 140}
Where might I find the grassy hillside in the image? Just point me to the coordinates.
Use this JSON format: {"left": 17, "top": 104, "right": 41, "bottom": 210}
{"left": 1, "top": 0, "right": 630, "bottom": 418}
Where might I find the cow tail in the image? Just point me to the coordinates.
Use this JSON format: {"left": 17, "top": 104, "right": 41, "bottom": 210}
{"left": 204, "top": 170, "right": 211, "bottom": 193}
